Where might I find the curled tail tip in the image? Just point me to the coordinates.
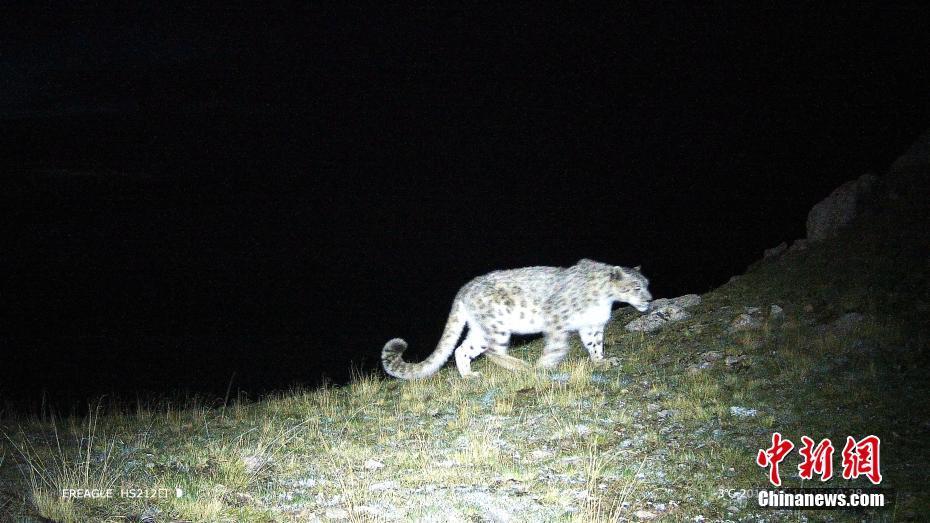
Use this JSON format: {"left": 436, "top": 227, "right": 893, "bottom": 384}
{"left": 382, "top": 337, "right": 416, "bottom": 379}
{"left": 383, "top": 338, "right": 408, "bottom": 354}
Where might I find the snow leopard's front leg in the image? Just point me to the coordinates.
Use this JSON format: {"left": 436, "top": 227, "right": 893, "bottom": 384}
{"left": 537, "top": 329, "right": 570, "bottom": 368}
{"left": 578, "top": 325, "right": 606, "bottom": 361}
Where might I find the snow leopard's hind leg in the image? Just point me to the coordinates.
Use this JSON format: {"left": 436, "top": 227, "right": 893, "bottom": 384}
{"left": 536, "top": 329, "right": 570, "bottom": 368}
{"left": 482, "top": 327, "right": 533, "bottom": 372}
{"left": 454, "top": 325, "right": 488, "bottom": 378}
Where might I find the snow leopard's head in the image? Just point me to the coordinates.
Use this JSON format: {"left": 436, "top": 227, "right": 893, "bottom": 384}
{"left": 610, "top": 265, "right": 652, "bottom": 312}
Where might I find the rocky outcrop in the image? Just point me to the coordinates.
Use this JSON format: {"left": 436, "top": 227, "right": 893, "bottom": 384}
{"left": 625, "top": 294, "right": 701, "bottom": 332}
{"left": 805, "top": 173, "right": 878, "bottom": 241}
{"left": 763, "top": 242, "right": 787, "bottom": 259}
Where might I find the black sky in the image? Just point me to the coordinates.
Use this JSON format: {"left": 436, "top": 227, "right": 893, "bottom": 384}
{"left": 3, "top": 5, "right": 929, "bottom": 406}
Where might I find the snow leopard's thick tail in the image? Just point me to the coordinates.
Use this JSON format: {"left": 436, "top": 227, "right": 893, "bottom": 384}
{"left": 381, "top": 300, "right": 467, "bottom": 379}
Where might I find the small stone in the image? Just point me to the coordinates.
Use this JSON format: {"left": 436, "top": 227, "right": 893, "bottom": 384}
{"left": 804, "top": 304, "right": 814, "bottom": 312}
{"left": 701, "top": 350, "right": 724, "bottom": 362}
{"left": 729, "top": 406, "right": 758, "bottom": 417}
{"left": 686, "top": 362, "right": 712, "bottom": 374}
{"left": 530, "top": 449, "right": 553, "bottom": 460}
{"left": 729, "top": 313, "right": 762, "bottom": 332}
{"left": 635, "top": 509, "right": 658, "bottom": 520}
{"left": 724, "top": 355, "right": 746, "bottom": 366}
{"left": 242, "top": 455, "right": 267, "bottom": 473}
{"left": 363, "top": 459, "right": 384, "bottom": 470}
{"left": 770, "top": 304, "right": 784, "bottom": 318}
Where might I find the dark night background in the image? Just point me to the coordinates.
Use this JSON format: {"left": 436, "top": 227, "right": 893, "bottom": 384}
{"left": 2, "top": 6, "right": 929, "bottom": 408}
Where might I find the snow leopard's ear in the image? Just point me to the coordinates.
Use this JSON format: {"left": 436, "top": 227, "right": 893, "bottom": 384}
{"left": 634, "top": 265, "right": 642, "bottom": 272}
{"left": 577, "top": 258, "right": 597, "bottom": 266}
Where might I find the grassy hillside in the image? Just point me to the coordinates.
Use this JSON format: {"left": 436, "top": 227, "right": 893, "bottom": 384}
{"left": 2, "top": 173, "right": 928, "bottom": 522}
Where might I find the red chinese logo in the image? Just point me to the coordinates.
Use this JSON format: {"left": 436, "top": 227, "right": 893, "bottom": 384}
{"left": 757, "top": 433, "right": 882, "bottom": 486}
{"left": 798, "top": 436, "right": 834, "bottom": 481}
{"left": 756, "top": 432, "right": 795, "bottom": 486}
{"left": 841, "top": 435, "right": 882, "bottom": 485}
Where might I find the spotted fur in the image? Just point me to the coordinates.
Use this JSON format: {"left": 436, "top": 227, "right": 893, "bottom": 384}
{"left": 382, "top": 259, "right": 652, "bottom": 379}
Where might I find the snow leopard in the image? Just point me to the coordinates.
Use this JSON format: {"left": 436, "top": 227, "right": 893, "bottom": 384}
{"left": 382, "top": 258, "right": 652, "bottom": 379}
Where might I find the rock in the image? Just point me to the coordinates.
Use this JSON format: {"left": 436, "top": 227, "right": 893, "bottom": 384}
{"left": 803, "top": 304, "right": 814, "bottom": 312}
{"left": 625, "top": 302, "right": 691, "bottom": 332}
{"left": 789, "top": 239, "right": 808, "bottom": 252}
{"left": 729, "top": 313, "right": 761, "bottom": 332}
{"left": 701, "top": 350, "right": 724, "bottom": 362}
{"left": 806, "top": 173, "right": 878, "bottom": 241}
{"left": 769, "top": 304, "right": 784, "bottom": 318}
{"left": 763, "top": 242, "right": 788, "bottom": 258}
{"left": 649, "top": 294, "right": 702, "bottom": 309}
{"left": 368, "top": 481, "right": 398, "bottom": 492}
{"left": 729, "top": 406, "right": 758, "bottom": 417}
{"left": 634, "top": 509, "right": 658, "bottom": 520}
{"left": 363, "top": 459, "right": 384, "bottom": 470}
{"left": 241, "top": 455, "right": 268, "bottom": 473}
{"left": 530, "top": 449, "right": 554, "bottom": 460}
{"left": 724, "top": 355, "right": 748, "bottom": 366}
{"left": 686, "top": 362, "right": 713, "bottom": 373}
